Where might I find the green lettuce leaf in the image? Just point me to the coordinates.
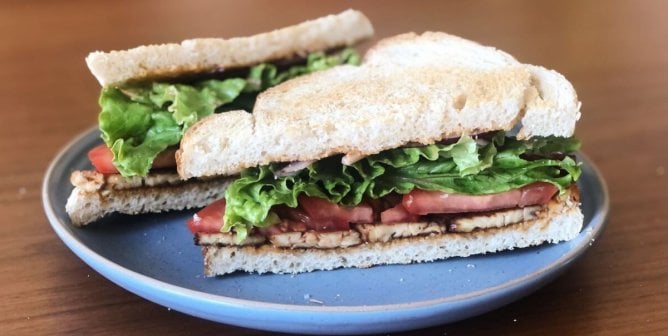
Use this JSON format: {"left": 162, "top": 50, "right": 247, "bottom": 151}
{"left": 223, "top": 134, "right": 581, "bottom": 240}
{"left": 98, "top": 49, "right": 359, "bottom": 176}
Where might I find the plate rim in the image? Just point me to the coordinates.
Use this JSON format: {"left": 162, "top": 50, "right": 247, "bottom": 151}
{"left": 42, "top": 127, "right": 609, "bottom": 314}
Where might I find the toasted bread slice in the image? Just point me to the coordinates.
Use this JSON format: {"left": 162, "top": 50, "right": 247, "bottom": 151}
{"left": 177, "top": 32, "right": 581, "bottom": 179}
{"left": 86, "top": 9, "right": 374, "bottom": 87}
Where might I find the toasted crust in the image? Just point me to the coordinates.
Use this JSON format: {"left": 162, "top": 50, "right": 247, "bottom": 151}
{"left": 200, "top": 187, "right": 582, "bottom": 275}
{"left": 85, "top": 9, "right": 373, "bottom": 87}
{"left": 177, "top": 32, "right": 581, "bottom": 179}
{"left": 65, "top": 171, "right": 230, "bottom": 226}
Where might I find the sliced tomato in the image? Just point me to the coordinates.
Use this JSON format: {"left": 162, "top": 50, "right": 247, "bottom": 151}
{"left": 348, "top": 205, "right": 374, "bottom": 224}
{"left": 297, "top": 196, "right": 350, "bottom": 231}
{"left": 519, "top": 182, "right": 558, "bottom": 206}
{"left": 298, "top": 196, "right": 374, "bottom": 231}
{"left": 187, "top": 198, "right": 226, "bottom": 234}
{"left": 380, "top": 203, "right": 420, "bottom": 223}
{"left": 87, "top": 144, "right": 119, "bottom": 174}
{"left": 87, "top": 144, "right": 177, "bottom": 174}
{"left": 402, "top": 189, "right": 518, "bottom": 215}
{"left": 402, "top": 183, "right": 558, "bottom": 215}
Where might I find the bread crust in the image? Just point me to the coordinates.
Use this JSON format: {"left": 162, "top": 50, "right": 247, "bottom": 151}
{"left": 200, "top": 187, "right": 582, "bottom": 275}
{"left": 177, "top": 32, "right": 581, "bottom": 179}
{"left": 86, "top": 9, "right": 373, "bottom": 87}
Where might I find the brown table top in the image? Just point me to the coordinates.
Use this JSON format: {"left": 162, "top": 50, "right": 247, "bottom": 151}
{"left": 2, "top": 0, "right": 667, "bottom": 335}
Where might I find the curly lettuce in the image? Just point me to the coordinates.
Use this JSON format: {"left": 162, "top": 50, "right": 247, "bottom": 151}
{"left": 223, "top": 133, "right": 581, "bottom": 240}
{"left": 98, "top": 49, "right": 360, "bottom": 176}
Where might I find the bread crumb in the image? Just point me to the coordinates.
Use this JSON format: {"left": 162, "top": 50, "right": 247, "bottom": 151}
{"left": 304, "top": 294, "right": 324, "bottom": 305}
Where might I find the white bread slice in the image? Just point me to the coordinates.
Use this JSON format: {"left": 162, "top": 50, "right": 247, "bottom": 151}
{"left": 200, "top": 187, "right": 582, "bottom": 275}
{"left": 363, "top": 31, "right": 518, "bottom": 69}
{"left": 177, "top": 32, "right": 582, "bottom": 179}
{"left": 65, "top": 171, "right": 230, "bottom": 226}
{"left": 86, "top": 9, "right": 374, "bottom": 87}
{"left": 364, "top": 33, "right": 581, "bottom": 138}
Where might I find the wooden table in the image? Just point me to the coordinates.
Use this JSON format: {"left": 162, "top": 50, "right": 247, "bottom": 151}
{"left": 2, "top": 0, "right": 667, "bottom": 334}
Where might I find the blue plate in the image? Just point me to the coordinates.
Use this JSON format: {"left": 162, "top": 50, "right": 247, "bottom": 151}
{"left": 43, "top": 128, "right": 608, "bottom": 335}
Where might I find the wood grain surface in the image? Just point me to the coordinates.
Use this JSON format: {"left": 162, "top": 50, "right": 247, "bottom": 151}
{"left": 1, "top": 0, "right": 667, "bottom": 335}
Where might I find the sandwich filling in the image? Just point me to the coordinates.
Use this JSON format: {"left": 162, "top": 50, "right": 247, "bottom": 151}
{"left": 188, "top": 132, "right": 581, "bottom": 244}
{"left": 92, "top": 49, "right": 360, "bottom": 177}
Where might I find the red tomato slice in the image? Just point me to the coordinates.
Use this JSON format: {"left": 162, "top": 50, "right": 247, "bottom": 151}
{"left": 402, "top": 189, "right": 519, "bottom": 215}
{"left": 380, "top": 203, "right": 420, "bottom": 223}
{"left": 87, "top": 144, "right": 178, "bottom": 174}
{"left": 402, "top": 183, "right": 558, "bottom": 215}
{"left": 87, "top": 144, "right": 119, "bottom": 174}
{"left": 187, "top": 198, "right": 226, "bottom": 234}
{"left": 296, "top": 196, "right": 350, "bottom": 231}
{"left": 519, "top": 182, "right": 558, "bottom": 206}
{"left": 298, "top": 196, "right": 373, "bottom": 231}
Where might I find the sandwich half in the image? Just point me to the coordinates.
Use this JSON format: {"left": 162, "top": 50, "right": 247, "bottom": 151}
{"left": 178, "top": 32, "right": 584, "bottom": 275}
{"left": 66, "top": 10, "right": 374, "bottom": 226}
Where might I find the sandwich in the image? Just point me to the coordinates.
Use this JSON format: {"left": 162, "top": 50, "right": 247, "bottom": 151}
{"left": 65, "top": 9, "right": 374, "bottom": 225}
{"left": 177, "top": 32, "right": 584, "bottom": 275}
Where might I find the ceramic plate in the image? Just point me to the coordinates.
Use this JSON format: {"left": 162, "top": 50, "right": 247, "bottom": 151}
{"left": 43, "top": 128, "right": 608, "bottom": 335}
